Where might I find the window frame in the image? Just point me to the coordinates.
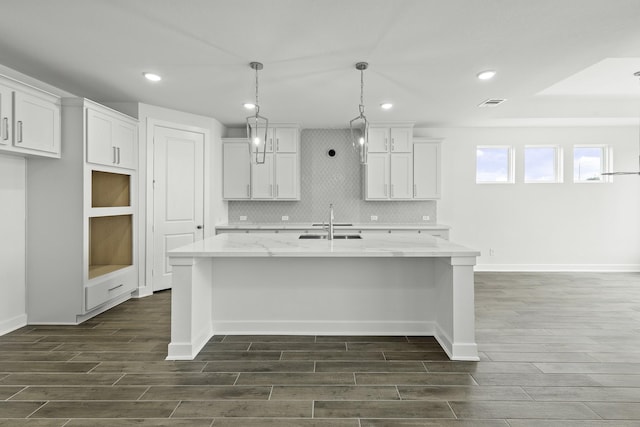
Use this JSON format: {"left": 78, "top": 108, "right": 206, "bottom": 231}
{"left": 572, "top": 144, "right": 611, "bottom": 183}
{"left": 523, "top": 145, "right": 563, "bottom": 184}
{"left": 476, "top": 145, "right": 515, "bottom": 184}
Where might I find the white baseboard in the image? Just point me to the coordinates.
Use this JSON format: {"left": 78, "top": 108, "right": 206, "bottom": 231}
{"left": 211, "top": 320, "right": 436, "bottom": 336}
{"left": 475, "top": 264, "right": 640, "bottom": 272}
{"left": 0, "top": 313, "right": 28, "bottom": 335}
{"left": 133, "top": 286, "right": 153, "bottom": 298}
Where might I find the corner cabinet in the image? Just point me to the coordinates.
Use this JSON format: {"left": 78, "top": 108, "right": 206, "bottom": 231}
{"left": 26, "top": 98, "right": 138, "bottom": 324}
{"left": 223, "top": 124, "right": 300, "bottom": 201}
{"left": 0, "top": 75, "right": 61, "bottom": 158}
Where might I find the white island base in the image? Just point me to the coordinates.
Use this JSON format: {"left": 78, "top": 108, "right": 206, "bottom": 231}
{"left": 167, "top": 233, "right": 480, "bottom": 361}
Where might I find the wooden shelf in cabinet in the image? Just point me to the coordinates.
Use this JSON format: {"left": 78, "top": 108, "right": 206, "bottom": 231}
{"left": 89, "top": 215, "right": 132, "bottom": 280}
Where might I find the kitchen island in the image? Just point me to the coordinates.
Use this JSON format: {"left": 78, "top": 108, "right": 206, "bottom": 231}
{"left": 167, "top": 232, "right": 480, "bottom": 361}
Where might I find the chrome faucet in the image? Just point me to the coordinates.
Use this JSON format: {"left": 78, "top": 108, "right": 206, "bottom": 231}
{"left": 325, "top": 203, "right": 335, "bottom": 240}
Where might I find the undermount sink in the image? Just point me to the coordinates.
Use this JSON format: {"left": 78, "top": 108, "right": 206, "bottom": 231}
{"left": 299, "top": 234, "right": 362, "bottom": 240}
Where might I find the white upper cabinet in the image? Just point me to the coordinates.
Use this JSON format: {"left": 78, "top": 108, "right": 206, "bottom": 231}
{"left": 390, "top": 152, "right": 413, "bottom": 199}
{"left": 274, "top": 127, "right": 297, "bottom": 153}
{"left": 223, "top": 139, "right": 251, "bottom": 199}
{"left": 250, "top": 153, "right": 274, "bottom": 199}
{"left": 390, "top": 127, "right": 412, "bottom": 152}
{"left": 365, "top": 153, "right": 390, "bottom": 199}
{"left": 224, "top": 124, "right": 300, "bottom": 201}
{"left": 86, "top": 107, "right": 137, "bottom": 170}
{"left": 367, "top": 127, "right": 389, "bottom": 153}
{"left": 364, "top": 123, "right": 416, "bottom": 200}
{"left": 274, "top": 153, "right": 298, "bottom": 199}
{"left": 413, "top": 139, "right": 441, "bottom": 199}
{"left": 0, "top": 77, "right": 61, "bottom": 158}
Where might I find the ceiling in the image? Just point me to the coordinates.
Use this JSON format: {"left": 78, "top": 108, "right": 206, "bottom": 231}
{"left": 2, "top": 0, "right": 640, "bottom": 128}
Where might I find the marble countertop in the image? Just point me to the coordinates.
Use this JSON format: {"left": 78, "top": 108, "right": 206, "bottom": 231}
{"left": 169, "top": 232, "right": 479, "bottom": 258}
{"left": 215, "top": 222, "right": 451, "bottom": 230}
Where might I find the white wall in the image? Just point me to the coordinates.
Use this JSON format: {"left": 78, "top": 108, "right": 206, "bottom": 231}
{"left": 107, "top": 102, "right": 227, "bottom": 296}
{"left": 416, "top": 126, "right": 640, "bottom": 271}
{"left": 0, "top": 154, "right": 27, "bottom": 333}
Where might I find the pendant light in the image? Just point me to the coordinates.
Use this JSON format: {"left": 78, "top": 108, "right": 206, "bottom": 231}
{"left": 349, "top": 62, "right": 369, "bottom": 164}
{"left": 246, "top": 61, "right": 269, "bottom": 164}
{"left": 602, "top": 71, "right": 640, "bottom": 176}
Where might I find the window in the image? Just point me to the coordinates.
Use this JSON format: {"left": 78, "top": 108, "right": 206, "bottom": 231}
{"left": 476, "top": 146, "right": 513, "bottom": 183}
{"left": 573, "top": 145, "right": 609, "bottom": 182}
{"left": 524, "top": 146, "right": 562, "bottom": 183}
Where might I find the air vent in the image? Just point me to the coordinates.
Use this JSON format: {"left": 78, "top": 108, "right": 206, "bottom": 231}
{"left": 478, "top": 98, "right": 507, "bottom": 107}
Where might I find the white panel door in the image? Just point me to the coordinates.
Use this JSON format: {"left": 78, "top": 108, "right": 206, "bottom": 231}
{"left": 153, "top": 125, "right": 204, "bottom": 291}
{"left": 390, "top": 153, "right": 413, "bottom": 199}
{"left": 366, "top": 153, "right": 389, "bottom": 200}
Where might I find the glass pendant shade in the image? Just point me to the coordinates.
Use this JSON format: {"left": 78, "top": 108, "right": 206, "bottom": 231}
{"left": 349, "top": 62, "right": 369, "bottom": 164}
{"left": 246, "top": 61, "right": 268, "bottom": 164}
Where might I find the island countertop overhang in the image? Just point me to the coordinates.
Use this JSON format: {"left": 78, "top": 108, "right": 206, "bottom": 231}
{"left": 168, "top": 232, "right": 480, "bottom": 258}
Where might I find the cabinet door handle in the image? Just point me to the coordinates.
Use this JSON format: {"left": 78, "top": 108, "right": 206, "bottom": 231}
{"left": 117, "top": 147, "right": 121, "bottom": 164}
{"left": 384, "top": 138, "right": 388, "bottom": 151}
{"left": 390, "top": 184, "right": 394, "bottom": 198}
{"left": 276, "top": 184, "right": 279, "bottom": 197}
{"left": 2, "top": 117, "right": 8, "bottom": 140}
{"left": 276, "top": 138, "right": 279, "bottom": 151}
{"left": 413, "top": 184, "right": 417, "bottom": 197}
{"left": 246, "top": 184, "right": 251, "bottom": 197}
{"left": 391, "top": 138, "right": 395, "bottom": 151}
{"left": 113, "top": 146, "right": 117, "bottom": 163}
{"left": 16, "top": 121, "right": 23, "bottom": 143}
{"left": 108, "top": 284, "right": 124, "bottom": 292}
{"left": 384, "top": 183, "right": 388, "bottom": 197}
{"left": 270, "top": 184, "right": 273, "bottom": 197}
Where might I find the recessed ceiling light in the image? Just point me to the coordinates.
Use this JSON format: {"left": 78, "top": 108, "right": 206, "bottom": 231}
{"left": 143, "top": 72, "right": 162, "bottom": 82}
{"left": 477, "top": 70, "right": 496, "bottom": 80}
{"left": 243, "top": 103, "right": 256, "bottom": 109}
{"left": 380, "top": 103, "right": 393, "bottom": 110}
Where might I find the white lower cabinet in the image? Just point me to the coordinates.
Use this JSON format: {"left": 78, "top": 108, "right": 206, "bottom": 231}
{"left": 26, "top": 98, "right": 138, "bottom": 324}
{"left": 0, "top": 76, "right": 61, "bottom": 158}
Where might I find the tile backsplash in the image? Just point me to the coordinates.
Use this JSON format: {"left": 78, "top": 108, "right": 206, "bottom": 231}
{"left": 228, "top": 129, "right": 436, "bottom": 224}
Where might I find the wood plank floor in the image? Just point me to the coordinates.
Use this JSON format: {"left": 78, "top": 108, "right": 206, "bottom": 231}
{"left": 1, "top": 271, "right": 639, "bottom": 426}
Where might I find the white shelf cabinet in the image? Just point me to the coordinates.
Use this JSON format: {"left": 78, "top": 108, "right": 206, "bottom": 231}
{"left": 0, "top": 76, "right": 61, "bottom": 158}
{"left": 223, "top": 124, "right": 300, "bottom": 201}
{"left": 413, "top": 139, "right": 441, "bottom": 199}
{"left": 26, "top": 98, "right": 138, "bottom": 324}
{"left": 86, "top": 107, "right": 137, "bottom": 169}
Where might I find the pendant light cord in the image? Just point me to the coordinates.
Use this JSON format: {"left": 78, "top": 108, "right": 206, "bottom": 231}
{"left": 359, "top": 68, "right": 365, "bottom": 115}
{"left": 254, "top": 66, "right": 260, "bottom": 116}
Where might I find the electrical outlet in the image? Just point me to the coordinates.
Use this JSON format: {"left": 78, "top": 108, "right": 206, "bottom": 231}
{"left": 370, "top": 215, "right": 378, "bottom": 221}
{"left": 422, "top": 215, "right": 430, "bottom": 221}
{"left": 281, "top": 215, "right": 289, "bottom": 221}
{"left": 239, "top": 215, "right": 247, "bottom": 221}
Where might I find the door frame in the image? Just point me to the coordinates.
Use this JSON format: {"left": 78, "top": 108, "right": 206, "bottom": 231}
{"left": 144, "top": 118, "right": 211, "bottom": 295}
